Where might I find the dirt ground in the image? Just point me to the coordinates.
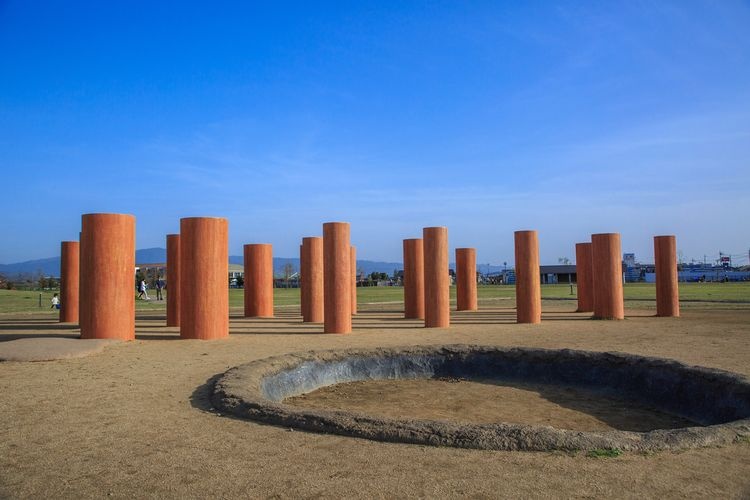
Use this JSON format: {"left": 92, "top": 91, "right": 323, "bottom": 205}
{"left": 1, "top": 301, "right": 750, "bottom": 498}
{"left": 285, "top": 378, "right": 698, "bottom": 433}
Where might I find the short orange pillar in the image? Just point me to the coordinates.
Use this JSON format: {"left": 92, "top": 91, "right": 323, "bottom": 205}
{"left": 654, "top": 235, "right": 680, "bottom": 317}
{"left": 423, "top": 226, "right": 450, "bottom": 328}
{"left": 456, "top": 248, "right": 477, "bottom": 311}
{"left": 323, "top": 222, "right": 351, "bottom": 333}
{"left": 591, "top": 233, "right": 624, "bottom": 320}
{"left": 59, "top": 241, "right": 79, "bottom": 323}
{"left": 350, "top": 246, "right": 357, "bottom": 315}
{"left": 244, "top": 243, "right": 274, "bottom": 318}
{"left": 575, "top": 242, "right": 594, "bottom": 313}
{"left": 79, "top": 213, "right": 135, "bottom": 340}
{"left": 403, "top": 238, "right": 425, "bottom": 319}
{"left": 166, "top": 234, "right": 181, "bottom": 327}
{"left": 514, "top": 230, "right": 541, "bottom": 324}
{"left": 302, "top": 237, "right": 324, "bottom": 323}
{"left": 180, "top": 217, "right": 229, "bottom": 339}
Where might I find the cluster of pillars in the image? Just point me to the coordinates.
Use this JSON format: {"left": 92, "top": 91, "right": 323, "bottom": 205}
{"left": 57, "top": 214, "right": 681, "bottom": 340}
{"left": 572, "top": 234, "right": 679, "bottom": 319}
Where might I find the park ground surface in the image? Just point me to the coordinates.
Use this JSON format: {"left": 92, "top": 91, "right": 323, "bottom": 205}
{"left": 1, "top": 284, "right": 749, "bottom": 498}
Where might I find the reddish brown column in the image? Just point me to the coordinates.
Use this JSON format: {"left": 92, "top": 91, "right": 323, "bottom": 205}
{"left": 591, "top": 233, "right": 624, "bottom": 320}
{"left": 59, "top": 241, "right": 79, "bottom": 323}
{"left": 403, "top": 238, "right": 425, "bottom": 319}
{"left": 456, "top": 248, "right": 477, "bottom": 311}
{"left": 302, "top": 237, "right": 324, "bottom": 323}
{"left": 350, "top": 246, "right": 357, "bottom": 315}
{"left": 423, "top": 226, "right": 450, "bottom": 328}
{"left": 180, "top": 217, "right": 229, "bottom": 340}
{"left": 244, "top": 243, "right": 274, "bottom": 318}
{"left": 166, "top": 234, "right": 181, "bottom": 327}
{"left": 299, "top": 243, "right": 306, "bottom": 318}
{"left": 654, "top": 235, "right": 680, "bottom": 317}
{"left": 514, "top": 230, "right": 541, "bottom": 324}
{"left": 575, "top": 242, "right": 594, "bottom": 313}
{"left": 79, "top": 213, "right": 135, "bottom": 340}
{"left": 323, "top": 222, "right": 351, "bottom": 333}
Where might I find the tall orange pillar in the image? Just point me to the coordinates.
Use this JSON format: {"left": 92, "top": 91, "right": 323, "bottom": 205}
{"left": 403, "top": 238, "right": 425, "bottom": 319}
{"left": 180, "top": 217, "right": 229, "bottom": 339}
{"left": 166, "top": 234, "right": 181, "bottom": 327}
{"left": 423, "top": 226, "right": 449, "bottom": 328}
{"left": 591, "top": 233, "right": 624, "bottom": 320}
{"left": 350, "top": 246, "right": 357, "bottom": 315}
{"left": 654, "top": 235, "right": 680, "bottom": 317}
{"left": 244, "top": 243, "right": 274, "bottom": 318}
{"left": 59, "top": 241, "right": 79, "bottom": 323}
{"left": 514, "top": 230, "right": 541, "bottom": 324}
{"left": 323, "top": 222, "right": 351, "bottom": 333}
{"left": 456, "top": 248, "right": 477, "bottom": 311}
{"left": 299, "top": 243, "right": 306, "bottom": 319}
{"left": 575, "top": 242, "right": 594, "bottom": 312}
{"left": 79, "top": 213, "right": 135, "bottom": 340}
{"left": 302, "top": 236, "right": 324, "bottom": 323}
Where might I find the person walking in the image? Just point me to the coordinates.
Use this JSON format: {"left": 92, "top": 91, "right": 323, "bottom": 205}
{"left": 155, "top": 276, "right": 164, "bottom": 301}
{"left": 50, "top": 293, "right": 60, "bottom": 310}
{"left": 138, "top": 279, "right": 150, "bottom": 300}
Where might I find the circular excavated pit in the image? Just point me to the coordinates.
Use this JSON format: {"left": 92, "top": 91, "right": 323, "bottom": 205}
{"left": 211, "top": 345, "right": 750, "bottom": 452}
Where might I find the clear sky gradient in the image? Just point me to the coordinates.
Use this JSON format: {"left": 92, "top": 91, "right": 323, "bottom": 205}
{"left": 1, "top": 1, "right": 749, "bottom": 266}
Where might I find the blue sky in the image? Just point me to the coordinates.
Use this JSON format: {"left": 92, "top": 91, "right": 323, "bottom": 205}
{"left": 1, "top": 1, "right": 749, "bottom": 266}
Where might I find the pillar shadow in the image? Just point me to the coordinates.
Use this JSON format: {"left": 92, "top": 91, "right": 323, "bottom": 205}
{"left": 0, "top": 332, "right": 80, "bottom": 341}
{"left": 0, "top": 322, "right": 80, "bottom": 331}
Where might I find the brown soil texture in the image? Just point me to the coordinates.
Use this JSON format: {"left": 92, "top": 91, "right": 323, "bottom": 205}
{"left": 1, "top": 302, "right": 750, "bottom": 498}
{"left": 285, "top": 378, "right": 699, "bottom": 432}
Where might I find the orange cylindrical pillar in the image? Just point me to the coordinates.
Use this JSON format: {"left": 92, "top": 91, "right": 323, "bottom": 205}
{"left": 299, "top": 243, "right": 306, "bottom": 318}
{"left": 59, "top": 241, "right": 79, "bottom": 323}
{"left": 350, "top": 246, "right": 357, "bottom": 315}
{"left": 456, "top": 248, "right": 477, "bottom": 311}
{"left": 514, "top": 230, "right": 541, "bottom": 324}
{"left": 302, "top": 237, "right": 324, "bottom": 323}
{"left": 423, "top": 227, "right": 450, "bottom": 328}
{"left": 591, "top": 233, "right": 624, "bottom": 320}
{"left": 79, "top": 213, "right": 135, "bottom": 340}
{"left": 323, "top": 222, "right": 351, "bottom": 333}
{"left": 403, "top": 238, "right": 425, "bottom": 319}
{"left": 575, "top": 242, "right": 594, "bottom": 313}
{"left": 654, "top": 235, "right": 680, "bottom": 317}
{"left": 166, "top": 234, "right": 181, "bottom": 327}
{"left": 244, "top": 243, "right": 274, "bottom": 318}
{"left": 180, "top": 217, "right": 229, "bottom": 339}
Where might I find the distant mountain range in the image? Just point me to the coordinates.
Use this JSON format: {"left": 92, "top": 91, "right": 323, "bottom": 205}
{"left": 0, "top": 248, "right": 406, "bottom": 277}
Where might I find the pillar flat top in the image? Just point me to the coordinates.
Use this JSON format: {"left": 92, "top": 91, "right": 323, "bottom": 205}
{"left": 180, "top": 216, "right": 228, "bottom": 221}
{"left": 82, "top": 212, "right": 135, "bottom": 219}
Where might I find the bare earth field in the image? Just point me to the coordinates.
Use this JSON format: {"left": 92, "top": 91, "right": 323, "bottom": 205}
{"left": 1, "top": 300, "right": 750, "bottom": 498}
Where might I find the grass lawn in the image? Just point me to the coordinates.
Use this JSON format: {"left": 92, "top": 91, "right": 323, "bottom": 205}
{"left": 1, "top": 282, "right": 747, "bottom": 315}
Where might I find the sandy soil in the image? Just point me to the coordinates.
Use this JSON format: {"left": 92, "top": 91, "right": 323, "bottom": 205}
{"left": 285, "top": 378, "right": 698, "bottom": 432}
{"left": 1, "top": 302, "right": 750, "bottom": 498}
